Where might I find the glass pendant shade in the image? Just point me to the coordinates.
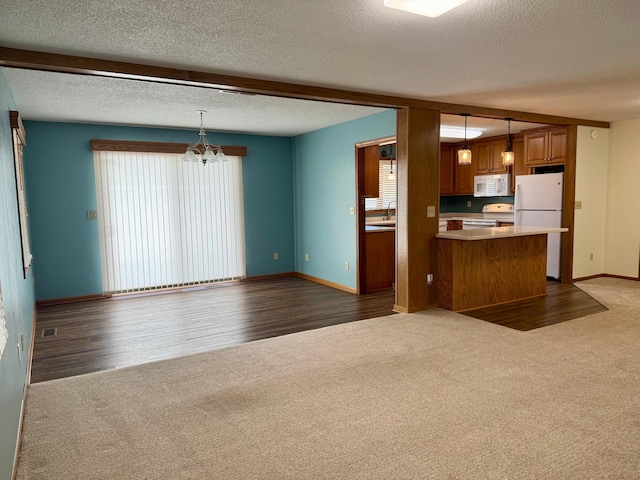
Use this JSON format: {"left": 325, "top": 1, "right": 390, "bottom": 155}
{"left": 501, "top": 150, "right": 515, "bottom": 166}
{"left": 458, "top": 148, "right": 472, "bottom": 165}
{"left": 202, "top": 146, "right": 216, "bottom": 164}
{"left": 457, "top": 113, "right": 472, "bottom": 165}
{"left": 183, "top": 147, "right": 198, "bottom": 163}
{"left": 215, "top": 148, "right": 228, "bottom": 162}
{"left": 501, "top": 118, "right": 514, "bottom": 166}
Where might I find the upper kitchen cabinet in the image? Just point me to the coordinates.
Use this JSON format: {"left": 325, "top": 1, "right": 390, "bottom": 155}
{"left": 473, "top": 137, "right": 508, "bottom": 174}
{"left": 523, "top": 126, "right": 567, "bottom": 166}
{"left": 363, "top": 144, "right": 380, "bottom": 198}
{"left": 439, "top": 144, "right": 454, "bottom": 195}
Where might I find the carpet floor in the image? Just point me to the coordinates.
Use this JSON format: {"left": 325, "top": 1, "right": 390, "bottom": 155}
{"left": 16, "top": 278, "right": 640, "bottom": 479}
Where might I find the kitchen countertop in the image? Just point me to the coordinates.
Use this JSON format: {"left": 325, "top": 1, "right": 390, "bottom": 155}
{"left": 365, "top": 225, "right": 395, "bottom": 232}
{"left": 436, "top": 226, "right": 568, "bottom": 241}
{"left": 439, "top": 213, "right": 484, "bottom": 220}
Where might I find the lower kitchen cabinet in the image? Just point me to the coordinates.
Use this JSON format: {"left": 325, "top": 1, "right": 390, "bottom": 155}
{"left": 364, "top": 230, "right": 395, "bottom": 292}
{"left": 447, "top": 220, "right": 463, "bottom": 231}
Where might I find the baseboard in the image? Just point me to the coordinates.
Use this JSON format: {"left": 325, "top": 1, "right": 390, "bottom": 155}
{"left": 394, "top": 303, "right": 439, "bottom": 314}
{"left": 573, "top": 273, "right": 640, "bottom": 283}
{"left": 12, "top": 308, "right": 36, "bottom": 480}
{"left": 36, "top": 293, "right": 110, "bottom": 307}
{"left": 242, "top": 272, "right": 295, "bottom": 282}
{"left": 294, "top": 272, "right": 357, "bottom": 294}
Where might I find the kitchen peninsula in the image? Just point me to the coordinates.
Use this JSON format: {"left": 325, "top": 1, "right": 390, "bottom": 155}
{"left": 437, "top": 226, "right": 568, "bottom": 311}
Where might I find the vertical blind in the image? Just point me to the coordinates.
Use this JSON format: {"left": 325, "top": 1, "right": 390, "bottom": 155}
{"left": 365, "top": 161, "right": 397, "bottom": 210}
{"left": 94, "top": 151, "right": 246, "bottom": 294}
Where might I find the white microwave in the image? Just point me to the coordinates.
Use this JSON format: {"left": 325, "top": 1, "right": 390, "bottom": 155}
{"left": 474, "top": 173, "right": 511, "bottom": 197}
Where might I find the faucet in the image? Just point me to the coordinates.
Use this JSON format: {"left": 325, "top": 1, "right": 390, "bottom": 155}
{"left": 386, "top": 200, "right": 397, "bottom": 220}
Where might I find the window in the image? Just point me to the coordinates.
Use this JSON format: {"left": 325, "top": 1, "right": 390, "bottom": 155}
{"left": 10, "top": 111, "right": 33, "bottom": 278}
{"left": 94, "top": 149, "right": 246, "bottom": 294}
{"left": 365, "top": 160, "right": 397, "bottom": 210}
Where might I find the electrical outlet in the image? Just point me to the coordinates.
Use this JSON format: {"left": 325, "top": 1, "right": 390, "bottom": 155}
{"left": 87, "top": 210, "right": 98, "bottom": 220}
{"left": 426, "top": 273, "right": 434, "bottom": 286}
{"left": 345, "top": 262, "right": 349, "bottom": 271}
{"left": 305, "top": 254, "right": 309, "bottom": 262}
{"left": 575, "top": 201, "right": 582, "bottom": 210}
{"left": 467, "top": 201, "right": 472, "bottom": 208}
{"left": 273, "top": 252, "right": 279, "bottom": 260}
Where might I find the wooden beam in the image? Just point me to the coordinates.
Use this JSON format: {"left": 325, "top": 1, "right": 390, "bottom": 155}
{"left": 0, "top": 47, "right": 610, "bottom": 129}
{"left": 395, "top": 107, "right": 440, "bottom": 313}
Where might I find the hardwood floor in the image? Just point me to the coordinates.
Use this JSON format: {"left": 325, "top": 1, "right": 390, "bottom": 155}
{"left": 32, "top": 277, "right": 396, "bottom": 383}
{"left": 31, "top": 278, "right": 608, "bottom": 384}
{"left": 462, "top": 281, "right": 608, "bottom": 331}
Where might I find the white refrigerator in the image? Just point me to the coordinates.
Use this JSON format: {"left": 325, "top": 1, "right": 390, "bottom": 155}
{"left": 514, "top": 172, "right": 564, "bottom": 279}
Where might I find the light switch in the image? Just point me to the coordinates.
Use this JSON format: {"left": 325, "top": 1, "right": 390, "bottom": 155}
{"left": 575, "top": 201, "right": 582, "bottom": 210}
{"left": 349, "top": 206, "right": 355, "bottom": 215}
{"left": 427, "top": 206, "right": 435, "bottom": 218}
{"left": 87, "top": 210, "right": 98, "bottom": 220}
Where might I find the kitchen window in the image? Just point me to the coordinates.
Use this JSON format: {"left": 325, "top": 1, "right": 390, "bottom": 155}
{"left": 365, "top": 161, "right": 397, "bottom": 210}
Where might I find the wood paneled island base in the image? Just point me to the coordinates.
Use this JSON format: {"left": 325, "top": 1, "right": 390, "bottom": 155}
{"left": 438, "top": 233, "right": 549, "bottom": 312}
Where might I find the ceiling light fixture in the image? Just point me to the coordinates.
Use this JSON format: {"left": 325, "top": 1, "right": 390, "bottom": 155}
{"left": 440, "top": 125, "right": 483, "bottom": 140}
{"left": 501, "top": 118, "right": 515, "bottom": 166}
{"left": 384, "top": 0, "right": 470, "bottom": 18}
{"left": 457, "top": 114, "right": 472, "bottom": 165}
{"left": 183, "top": 110, "right": 228, "bottom": 165}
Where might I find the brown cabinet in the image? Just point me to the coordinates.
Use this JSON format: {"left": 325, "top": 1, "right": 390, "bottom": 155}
{"left": 363, "top": 145, "right": 380, "bottom": 198}
{"left": 364, "top": 230, "right": 395, "bottom": 292}
{"left": 524, "top": 126, "right": 567, "bottom": 166}
{"left": 447, "top": 220, "right": 463, "bottom": 231}
{"left": 439, "top": 144, "right": 454, "bottom": 195}
{"left": 510, "top": 135, "right": 528, "bottom": 193}
{"left": 474, "top": 137, "right": 508, "bottom": 174}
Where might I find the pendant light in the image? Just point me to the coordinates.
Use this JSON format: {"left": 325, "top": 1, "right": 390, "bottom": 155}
{"left": 457, "top": 114, "right": 472, "bottom": 165}
{"left": 501, "top": 118, "right": 515, "bottom": 166}
{"left": 388, "top": 158, "right": 396, "bottom": 181}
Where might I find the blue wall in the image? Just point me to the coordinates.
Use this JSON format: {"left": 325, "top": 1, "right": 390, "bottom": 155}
{"left": 293, "top": 110, "right": 396, "bottom": 289}
{"left": 23, "top": 122, "right": 294, "bottom": 301}
{"left": 0, "top": 72, "right": 36, "bottom": 480}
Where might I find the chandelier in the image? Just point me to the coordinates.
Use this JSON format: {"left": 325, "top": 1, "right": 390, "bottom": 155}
{"left": 183, "top": 110, "right": 227, "bottom": 165}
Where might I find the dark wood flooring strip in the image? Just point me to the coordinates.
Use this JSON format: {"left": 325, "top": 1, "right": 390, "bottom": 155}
{"left": 32, "top": 277, "right": 396, "bottom": 383}
{"left": 462, "top": 281, "right": 608, "bottom": 331}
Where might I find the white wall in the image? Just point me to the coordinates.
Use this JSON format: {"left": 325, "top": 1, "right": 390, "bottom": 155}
{"left": 604, "top": 119, "right": 640, "bottom": 278}
{"left": 573, "top": 126, "right": 609, "bottom": 279}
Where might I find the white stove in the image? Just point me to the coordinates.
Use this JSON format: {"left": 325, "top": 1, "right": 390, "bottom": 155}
{"left": 462, "top": 203, "right": 514, "bottom": 230}
{"left": 482, "top": 203, "right": 515, "bottom": 222}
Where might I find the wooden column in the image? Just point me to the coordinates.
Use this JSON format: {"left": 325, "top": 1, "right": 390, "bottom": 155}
{"left": 395, "top": 107, "right": 440, "bottom": 313}
{"left": 562, "top": 124, "right": 577, "bottom": 284}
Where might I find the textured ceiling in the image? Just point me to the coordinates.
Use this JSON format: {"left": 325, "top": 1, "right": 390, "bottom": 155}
{"left": 1, "top": 68, "right": 386, "bottom": 136}
{"left": 2, "top": 0, "right": 639, "bottom": 131}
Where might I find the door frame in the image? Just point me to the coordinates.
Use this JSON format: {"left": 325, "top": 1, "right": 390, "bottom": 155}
{"left": 354, "top": 135, "right": 396, "bottom": 294}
